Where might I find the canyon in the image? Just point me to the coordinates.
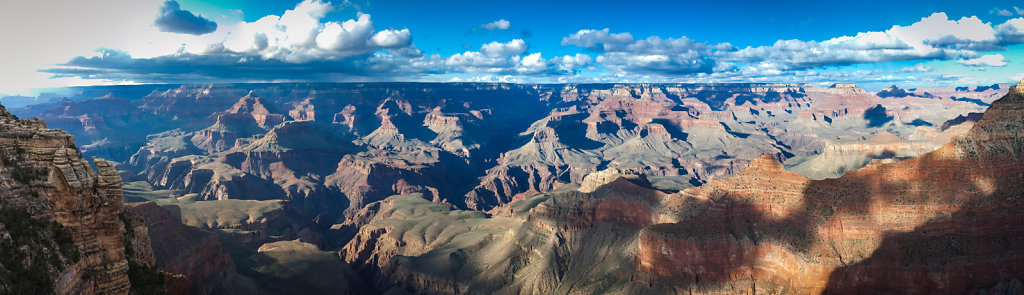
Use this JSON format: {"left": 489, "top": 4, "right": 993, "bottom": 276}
{"left": 0, "top": 103, "right": 144, "bottom": 294}
{"left": 0, "top": 81, "right": 1019, "bottom": 294}
{"left": 340, "top": 81, "right": 1024, "bottom": 293}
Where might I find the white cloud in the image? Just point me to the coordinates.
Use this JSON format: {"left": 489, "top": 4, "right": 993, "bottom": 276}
{"left": 551, "top": 54, "right": 593, "bottom": 72}
{"left": 445, "top": 40, "right": 590, "bottom": 76}
{"left": 215, "top": 1, "right": 412, "bottom": 63}
{"left": 560, "top": 13, "right": 1024, "bottom": 80}
{"left": 480, "top": 39, "right": 527, "bottom": 57}
{"left": 311, "top": 14, "right": 374, "bottom": 53}
{"left": 564, "top": 32, "right": 728, "bottom": 75}
{"left": 446, "top": 40, "right": 526, "bottom": 73}
{"left": 729, "top": 13, "right": 1004, "bottom": 68}
{"left": 481, "top": 19, "right": 510, "bottom": 30}
{"left": 13, "top": 2, "right": 1024, "bottom": 94}
{"left": 889, "top": 13, "right": 997, "bottom": 50}
{"left": 958, "top": 54, "right": 1008, "bottom": 67}
{"left": 369, "top": 29, "right": 412, "bottom": 48}
{"left": 996, "top": 17, "right": 1024, "bottom": 43}
{"left": 561, "top": 28, "right": 634, "bottom": 49}
{"left": 517, "top": 53, "right": 549, "bottom": 74}
{"left": 446, "top": 51, "right": 517, "bottom": 72}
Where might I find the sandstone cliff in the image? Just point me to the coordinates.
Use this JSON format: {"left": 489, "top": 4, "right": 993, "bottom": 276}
{"left": 126, "top": 201, "right": 236, "bottom": 295}
{"left": 0, "top": 104, "right": 134, "bottom": 294}
{"left": 339, "top": 82, "right": 1024, "bottom": 294}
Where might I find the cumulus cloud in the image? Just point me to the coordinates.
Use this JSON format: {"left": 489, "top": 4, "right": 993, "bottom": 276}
{"left": 154, "top": 0, "right": 217, "bottom": 35}
{"left": 215, "top": 1, "right": 412, "bottom": 62}
{"left": 480, "top": 39, "right": 527, "bottom": 57}
{"left": 369, "top": 28, "right": 412, "bottom": 47}
{"left": 47, "top": 0, "right": 422, "bottom": 82}
{"left": 446, "top": 39, "right": 526, "bottom": 73}
{"left": 482, "top": 19, "right": 511, "bottom": 30}
{"left": 958, "top": 54, "right": 1008, "bottom": 67}
{"left": 445, "top": 40, "right": 591, "bottom": 75}
{"left": 564, "top": 32, "right": 729, "bottom": 75}
{"left": 552, "top": 54, "right": 593, "bottom": 72}
{"left": 446, "top": 51, "right": 517, "bottom": 73}
{"left": 996, "top": 17, "right": 1024, "bottom": 43}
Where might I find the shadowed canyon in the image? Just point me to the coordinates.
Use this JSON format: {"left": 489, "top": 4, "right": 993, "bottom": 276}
{"left": 1, "top": 81, "right": 1023, "bottom": 294}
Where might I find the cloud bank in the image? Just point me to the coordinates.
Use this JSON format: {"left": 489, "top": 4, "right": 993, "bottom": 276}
{"left": 38, "top": 2, "right": 1024, "bottom": 90}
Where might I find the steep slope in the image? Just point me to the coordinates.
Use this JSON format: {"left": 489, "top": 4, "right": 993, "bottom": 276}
{"left": 7, "top": 82, "right": 1006, "bottom": 293}
{"left": 0, "top": 105, "right": 135, "bottom": 294}
{"left": 341, "top": 82, "right": 1024, "bottom": 294}
{"left": 17, "top": 83, "right": 996, "bottom": 215}
{"left": 126, "top": 202, "right": 236, "bottom": 294}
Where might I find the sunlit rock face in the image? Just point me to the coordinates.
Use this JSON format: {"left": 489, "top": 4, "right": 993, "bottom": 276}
{"left": 0, "top": 104, "right": 132, "bottom": 294}
{"left": 338, "top": 85, "right": 1024, "bottom": 294}
{"left": 6, "top": 82, "right": 1016, "bottom": 293}
{"left": 13, "top": 83, "right": 1005, "bottom": 215}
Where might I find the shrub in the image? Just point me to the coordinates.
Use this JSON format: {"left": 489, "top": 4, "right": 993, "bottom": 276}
{"left": 0, "top": 207, "right": 80, "bottom": 294}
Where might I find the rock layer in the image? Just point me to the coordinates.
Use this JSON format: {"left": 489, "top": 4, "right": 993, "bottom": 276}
{"left": 0, "top": 104, "right": 133, "bottom": 294}
{"left": 340, "top": 84, "right": 1024, "bottom": 294}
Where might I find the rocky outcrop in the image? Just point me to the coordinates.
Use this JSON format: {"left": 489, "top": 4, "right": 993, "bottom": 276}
{"left": 0, "top": 104, "right": 134, "bottom": 294}
{"left": 788, "top": 134, "right": 940, "bottom": 179}
{"left": 25, "top": 94, "right": 165, "bottom": 161}
{"left": 23, "top": 82, "right": 988, "bottom": 217}
{"left": 7, "top": 82, "right": 1010, "bottom": 293}
{"left": 126, "top": 202, "right": 236, "bottom": 295}
{"left": 340, "top": 83, "right": 1024, "bottom": 294}
{"left": 634, "top": 84, "right": 1024, "bottom": 293}
{"left": 326, "top": 149, "right": 476, "bottom": 214}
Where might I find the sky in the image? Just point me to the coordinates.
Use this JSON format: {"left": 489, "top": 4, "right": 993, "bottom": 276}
{"left": 1, "top": 0, "right": 1023, "bottom": 96}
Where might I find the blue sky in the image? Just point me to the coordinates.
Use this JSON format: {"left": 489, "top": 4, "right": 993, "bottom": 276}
{"left": 1, "top": 0, "right": 1023, "bottom": 95}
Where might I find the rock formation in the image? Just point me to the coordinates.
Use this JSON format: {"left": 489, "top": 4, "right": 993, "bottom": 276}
{"left": 0, "top": 104, "right": 134, "bottom": 294}
{"left": 6, "top": 81, "right": 1017, "bottom": 294}
{"left": 339, "top": 83, "right": 1024, "bottom": 294}
{"left": 126, "top": 202, "right": 236, "bottom": 295}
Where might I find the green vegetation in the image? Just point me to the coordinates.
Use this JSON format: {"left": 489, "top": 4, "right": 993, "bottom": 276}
{"left": 126, "top": 262, "right": 166, "bottom": 295}
{"left": 0, "top": 207, "right": 80, "bottom": 294}
{"left": 119, "top": 212, "right": 167, "bottom": 295}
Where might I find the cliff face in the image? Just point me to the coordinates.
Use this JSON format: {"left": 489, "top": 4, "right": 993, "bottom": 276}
{"left": 340, "top": 83, "right": 1024, "bottom": 294}
{"left": 126, "top": 202, "right": 236, "bottom": 295}
{"left": 7, "top": 82, "right": 1014, "bottom": 293}
{"left": 636, "top": 83, "right": 1024, "bottom": 293}
{"left": 0, "top": 105, "right": 132, "bottom": 294}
